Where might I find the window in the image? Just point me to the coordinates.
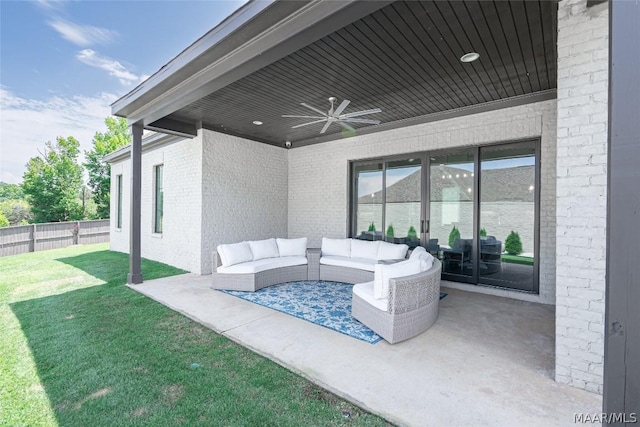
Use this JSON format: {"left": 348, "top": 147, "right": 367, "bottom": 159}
{"left": 154, "top": 165, "right": 163, "bottom": 234}
{"left": 116, "top": 174, "right": 123, "bottom": 229}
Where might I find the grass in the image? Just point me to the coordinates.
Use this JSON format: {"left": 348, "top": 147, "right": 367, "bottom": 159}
{"left": 0, "top": 243, "right": 390, "bottom": 427}
{"left": 501, "top": 254, "right": 534, "bottom": 266}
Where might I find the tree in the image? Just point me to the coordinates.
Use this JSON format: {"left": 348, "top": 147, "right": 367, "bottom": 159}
{"left": 0, "top": 212, "right": 9, "bottom": 227}
{"left": 85, "top": 117, "right": 131, "bottom": 218}
{"left": 22, "top": 136, "right": 84, "bottom": 223}
{"left": 0, "top": 182, "right": 24, "bottom": 201}
{"left": 0, "top": 199, "right": 32, "bottom": 225}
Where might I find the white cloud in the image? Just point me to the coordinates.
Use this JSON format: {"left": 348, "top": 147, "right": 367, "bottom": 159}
{"left": 76, "top": 49, "right": 144, "bottom": 86}
{"left": 0, "top": 87, "right": 118, "bottom": 184}
{"left": 49, "top": 19, "right": 118, "bottom": 46}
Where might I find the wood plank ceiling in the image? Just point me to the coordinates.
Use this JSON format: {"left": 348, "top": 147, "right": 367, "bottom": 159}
{"left": 165, "top": 0, "right": 557, "bottom": 147}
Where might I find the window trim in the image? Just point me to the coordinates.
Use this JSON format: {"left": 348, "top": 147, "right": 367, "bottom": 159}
{"left": 116, "top": 174, "right": 123, "bottom": 229}
{"left": 153, "top": 164, "right": 164, "bottom": 234}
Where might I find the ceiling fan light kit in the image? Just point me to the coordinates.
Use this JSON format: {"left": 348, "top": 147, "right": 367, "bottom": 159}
{"left": 282, "top": 97, "right": 382, "bottom": 135}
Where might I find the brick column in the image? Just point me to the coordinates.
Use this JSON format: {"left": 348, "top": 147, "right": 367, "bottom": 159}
{"left": 555, "top": 0, "right": 609, "bottom": 394}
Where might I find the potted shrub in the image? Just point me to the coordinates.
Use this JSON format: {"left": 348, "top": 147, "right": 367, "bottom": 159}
{"left": 480, "top": 227, "right": 487, "bottom": 239}
{"left": 386, "top": 224, "right": 405, "bottom": 244}
{"left": 360, "top": 222, "right": 377, "bottom": 240}
{"left": 504, "top": 230, "right": 523, "bottom": 255}
{"left": 448, "top": 225, "right": 460, "bottom": 247}
{"left": 406, "top": 225, "right": 420, "bottom": 247}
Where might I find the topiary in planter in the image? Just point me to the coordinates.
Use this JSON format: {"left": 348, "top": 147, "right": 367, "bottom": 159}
{"left": 368, "top": 222, "right": 376, "bottom": 232}
{"left": 448, "top": 225, "right": 460, "bottom": 247}
{"left": 407, "top": 226, "right": 418, "bottom": 239}
{"left": 480, "top": 227, "right": 487, "bottom": 238}
{"left": 386, "top": 224, "right": 395, "bottom": 238}
{"left": 505, "top": 230, "right": 523, "bottom": 255}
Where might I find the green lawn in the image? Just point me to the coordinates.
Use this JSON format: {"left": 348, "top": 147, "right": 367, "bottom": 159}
{"left": 0, "top": 244, "right": 389, "bottom": 427}
{"left": 501, "top": 254, "right": 535, "bottom": 266}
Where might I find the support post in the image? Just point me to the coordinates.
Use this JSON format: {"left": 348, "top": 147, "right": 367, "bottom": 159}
{"left": 604, "top": 0, "right": 640, "bottom": 421}
{"left": 128, "top": 122, "right": 143, "bottom": 284}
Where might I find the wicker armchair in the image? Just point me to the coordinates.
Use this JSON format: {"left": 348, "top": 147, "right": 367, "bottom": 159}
{"left": 352, "top": 259, "right": 442, "bottom": 344}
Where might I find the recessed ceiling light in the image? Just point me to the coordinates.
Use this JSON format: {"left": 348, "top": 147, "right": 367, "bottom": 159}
{"left": 460, "top": 52, "right": 480, "bottom": 63}
{"left": 252, "top": 120, "right": 263, "bottom": 125}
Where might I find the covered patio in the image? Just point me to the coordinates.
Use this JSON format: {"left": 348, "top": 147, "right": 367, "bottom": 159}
{"left": 130, "top": 274, "right": 600, "bottom": 426}
{"left": 107, "top": 0, "right": 618, "bottom": 402}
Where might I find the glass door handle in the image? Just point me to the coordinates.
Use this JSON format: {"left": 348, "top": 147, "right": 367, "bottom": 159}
{"left": 421, "top": 220, "right": 429, "bottom": 233}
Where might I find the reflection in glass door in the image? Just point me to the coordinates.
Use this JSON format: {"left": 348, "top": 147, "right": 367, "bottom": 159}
{"left": 479, "top": 142, "right": 537, "bottom": 291}
{"left": 384, "top": 158, "right": 422, "bottom": 248}
{"left": 429, "top": 151, "right": 475, "bottom": 281}
{"left": 353, "top": 162, "right": 384, "bottom": 241}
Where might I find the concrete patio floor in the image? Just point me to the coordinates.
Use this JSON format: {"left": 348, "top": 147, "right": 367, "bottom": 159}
{"left": 129, "top": 273, "right": 601, "bottom": 426}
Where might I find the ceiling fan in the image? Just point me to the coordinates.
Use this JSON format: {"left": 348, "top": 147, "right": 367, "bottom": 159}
{"left": 282, "top": 97, "right": 382, "bottom": 134}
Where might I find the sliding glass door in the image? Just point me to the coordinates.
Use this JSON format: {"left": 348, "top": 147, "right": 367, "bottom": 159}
{"left": 429, "top": 151, "right": 475, "bottom": 281}
{"left": 384, "top": 158, "right": 422, "bottom": 248}
{"left": 353, "top": 162, "right": 384, "bottom": 241}
{"left": 478, "top": 142, "right": 537, "bottom": 291}
{"left": 350, "top": 140, "right": 539, "bottom": 293}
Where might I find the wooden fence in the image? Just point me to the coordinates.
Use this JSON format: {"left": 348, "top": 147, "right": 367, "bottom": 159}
{"left": 0, "top": 219, "right": 110, "bottom": 257}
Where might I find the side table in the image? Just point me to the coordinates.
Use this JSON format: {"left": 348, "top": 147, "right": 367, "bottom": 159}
{"left": 307, "top": 248, "right": 321, "bottom": 280}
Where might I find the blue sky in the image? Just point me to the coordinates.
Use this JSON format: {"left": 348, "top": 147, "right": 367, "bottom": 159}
{"left": 1, "top": 0, "right": 246, "bottom": 184}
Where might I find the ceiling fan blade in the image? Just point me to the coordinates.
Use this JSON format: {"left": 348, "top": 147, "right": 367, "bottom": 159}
{"left": 337, "top": 121, "right": 356, "bottom": 133}
{"left": 339, "top": 108, "right": 382, "bottom": 119}
{"left": 300, "top": 103, "right": 328, "bottom": 116}
{"left": 332, "top": 99, "right": 351, "bottom": 117}
{"left": 291, "top": 119, "right": 327, "bottom": 129}
{"left": 341, "top": 118, "right": 381, "bottom": 125}
{"left": 282, "top": 115, "right": 326, "bottom": 119}
{"left": 320, "top": 121, "right": 332, "bottom": 134}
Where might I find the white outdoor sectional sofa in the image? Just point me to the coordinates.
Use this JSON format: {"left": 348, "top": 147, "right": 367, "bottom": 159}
{"left": 212, "top": 237, "right": 309, "bottom": 291}
{"left": 212, "top": 236, "right": 442, "bottom": 344}
{"left": 319, "top": 237, "right": 410, "bottom": 283}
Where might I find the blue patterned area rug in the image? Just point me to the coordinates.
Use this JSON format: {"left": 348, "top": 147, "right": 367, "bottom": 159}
{"left": 222, "top": 281, "right": 447, "bottom": 344}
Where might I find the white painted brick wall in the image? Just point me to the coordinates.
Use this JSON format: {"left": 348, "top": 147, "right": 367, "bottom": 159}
{"left": 288, "top": 100, "right": 557, "bottom": 305}
{"left": 200, "top": 129, "right": 288, "bottom": 274}
{"left": 555, "top": 0, "right": 608, "bottom": 394}
{"left": 109, "top": 135, "right": 203, "bottom": 273}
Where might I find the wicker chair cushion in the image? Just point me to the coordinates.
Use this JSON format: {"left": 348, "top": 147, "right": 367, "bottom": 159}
{"left": 319, "top": 256, "right": 377, "bottom": 272}
{"left": 373, "top": 259, "right": 421, "bottom": 299}
{"left": 353, "top": 281, "right": 388, "bottom": 312}
{"left": 216, "top": 256, "right": 307, "bottom": 274}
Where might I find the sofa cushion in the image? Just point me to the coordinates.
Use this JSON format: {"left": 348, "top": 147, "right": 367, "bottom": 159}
{"left": 353, "top": 281, "right": 388, "bottom": 312}
{"left": 351, "top": 239, "right": 380, "bottom": 260}
{"left": 377, "top": 241, "right": 409, "bottom": 260}
{"left": 321, "top": 237, "right": 351, "bottom": 258}
{"left": 248, "top": 238, "right": 279, "bottom": 260}
{"left": 409, "top": 246, "right": 427, "bottom": 259}
{"left": 373, "top": 259, "right": 422, "bottom": 299}
{"left": 320, "top": 256, "right": 378, "bottom": 272}
{"left": 410, "top": 246, "right": 434, "bottom": 271}
{"left": 217, "top": 256, "right": 307, "bottom": 274}
{"left": 276, "top": 237, "right": 307, "bottom": 257}
{"left": 217, "top": 241, "right": 254, "bottom": 267}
